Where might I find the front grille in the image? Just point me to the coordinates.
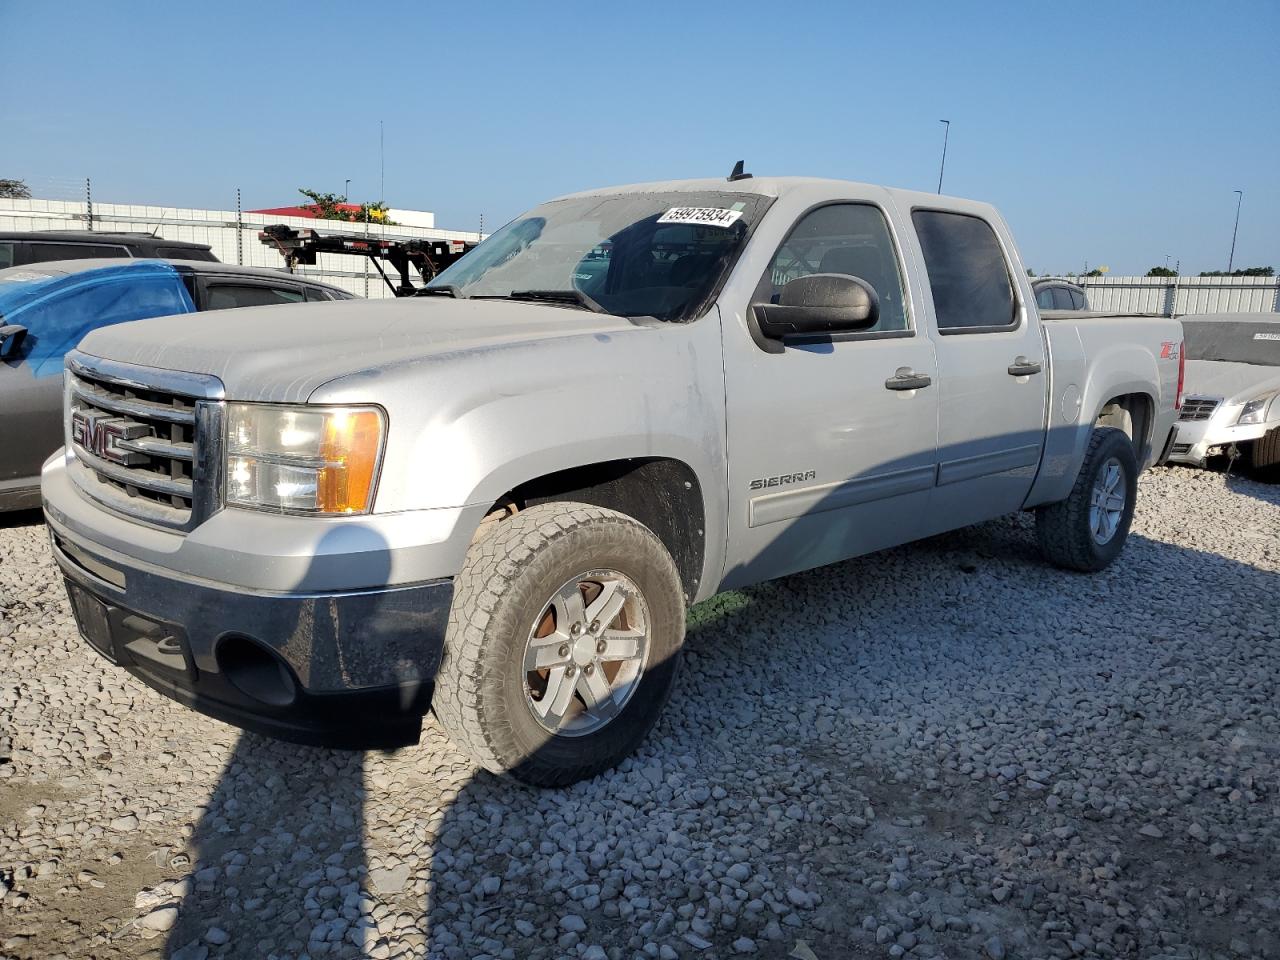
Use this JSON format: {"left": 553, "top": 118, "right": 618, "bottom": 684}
{"left": 1178, "top": 397, "right": 1219, "bottom": 422}
{"left": 65, "top": 354, "right": 223, "bottom": 530}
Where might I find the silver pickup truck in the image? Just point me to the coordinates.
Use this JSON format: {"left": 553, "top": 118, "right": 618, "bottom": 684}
{"left": 42, "top": 175, "right": 1183, "bottom": 785}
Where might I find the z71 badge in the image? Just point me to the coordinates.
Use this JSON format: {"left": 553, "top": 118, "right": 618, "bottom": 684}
{"left": 749, "top": 470, "right": 815, "bottom": 491}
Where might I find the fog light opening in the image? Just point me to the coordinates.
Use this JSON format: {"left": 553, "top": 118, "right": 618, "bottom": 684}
{"left": 216, "top": 635, "right": 298, "bottom": 707}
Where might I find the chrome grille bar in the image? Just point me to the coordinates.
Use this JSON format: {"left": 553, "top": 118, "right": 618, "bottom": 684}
{"left": 64, "top": 351, "right": 224, "bottom": 532}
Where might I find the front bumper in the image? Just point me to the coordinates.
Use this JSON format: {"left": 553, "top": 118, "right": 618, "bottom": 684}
{"left": 1164, "top": 417, "right": 1266, "bottom": 465}
{"left": 48, "top": 517, "right": 454, "bottom": 749}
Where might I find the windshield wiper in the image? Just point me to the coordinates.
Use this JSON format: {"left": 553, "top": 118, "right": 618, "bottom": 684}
{"left": 419, "top": 284, "right": 467, "bottom": 299}
{"left": 506, "top": 289, "right": 607, "bottom": 314}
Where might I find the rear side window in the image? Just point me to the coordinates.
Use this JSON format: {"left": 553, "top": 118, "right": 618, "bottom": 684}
{"left": 912, "top": 210, "right": 1016, "bottom": 331}
{"left": 1035, "top": 287, "right": 1054, "bottom": 310}
{"left": 1070, "top": 289, "right": 1087, "bottom": 310}
{"left": 157, "top": 246, "right": 217, "bottom": 262}
{"left": 1051, "top": 287, "right": 1075, "bottom": 310}
{"left": 0, "top": 242, "right": 13, "bottom": 269}
{"left": 304, "top": 286, "right": 332, "bottom": 302}
{"left": 19, "top": 242, "right": 130, "bottom": 265}
{"left": 203, "top": 283, "right": 306, "bottom": 310}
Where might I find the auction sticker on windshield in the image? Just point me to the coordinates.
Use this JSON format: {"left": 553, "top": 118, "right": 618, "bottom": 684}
{"left": 657, "top": 207, "right": 744, "bottom": 228}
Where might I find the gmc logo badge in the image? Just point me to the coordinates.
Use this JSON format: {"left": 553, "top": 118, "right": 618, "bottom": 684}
{"left": 71, "top": 410, "right": 151, "bottom": 466}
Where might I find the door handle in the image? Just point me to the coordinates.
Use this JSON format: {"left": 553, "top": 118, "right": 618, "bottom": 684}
{"left": 885, "top": 368, "right": 933, "bottom": 391}
{"left": 1008, "top": 356, "right": 1043, "bottom": 377}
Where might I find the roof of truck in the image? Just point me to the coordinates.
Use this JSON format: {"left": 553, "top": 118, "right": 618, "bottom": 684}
{"left": 553, "top": 176, "right": 989, "bottom": 211}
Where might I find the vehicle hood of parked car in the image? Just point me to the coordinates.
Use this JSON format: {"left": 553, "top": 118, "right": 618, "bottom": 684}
{"left": 1182, "top": 359, "right": 1280, "bottom": 405}
{"left": 74, "top": 297, "right": 660, "bottom": 403}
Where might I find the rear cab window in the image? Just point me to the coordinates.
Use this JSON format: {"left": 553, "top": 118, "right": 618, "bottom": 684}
{"left": 911, "top": 210, "right": 1017, "bottom": 333}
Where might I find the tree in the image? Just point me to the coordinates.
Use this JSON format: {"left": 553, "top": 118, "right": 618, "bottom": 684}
{"left": 1025, "top": 267, "right": 1036, "bottom": 277}
{"left": 0, "top": 178, "right": 31, "bottom": 199}
{"left": 1085, "top": 268, "right": 1105, "bottom": 277}
{"left": 1199, "top": 266, "right": 1274, "bottom": 277}
{"left": 1145, "top": 266, "right": 1177, "bottom": 277}
{"left": 297, "top": 188, "right": 395, "bottom": 225}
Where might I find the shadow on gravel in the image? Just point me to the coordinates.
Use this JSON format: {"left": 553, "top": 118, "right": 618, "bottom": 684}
{"left": 0, "top": 507, "right": 43, "bottom": 530}
{"left": 163, "top": 735, "right": 368, "bottom": 959}
{"left": 159, "top": 497, "right": 1279, "bottom": 959}
{"left": 392, "top": 512, "right": 1280, "bottom": 959}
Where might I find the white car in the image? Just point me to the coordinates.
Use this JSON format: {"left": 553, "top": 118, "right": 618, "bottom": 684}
{"left": 1167, "top": 314, "right": 1280, "bottom": 470}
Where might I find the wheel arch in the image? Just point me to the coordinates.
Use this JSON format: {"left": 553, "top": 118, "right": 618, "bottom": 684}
{"left": 1094, "top": 391, "right": 1155, "bottom": 463}
{"left": 479, "top": 457, "right": 708, "bottom": 601}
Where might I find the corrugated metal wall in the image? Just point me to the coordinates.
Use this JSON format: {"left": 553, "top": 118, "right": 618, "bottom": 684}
{"left": 1066, "top": 275, "right": 1280, "bottom": 316}
{"left": 0, "top": 198, "right": 483, "bottom": 299}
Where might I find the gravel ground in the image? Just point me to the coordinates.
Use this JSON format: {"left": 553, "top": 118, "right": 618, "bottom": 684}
{"left": 1, "top": 465, "right": 1278, "bottom": 960}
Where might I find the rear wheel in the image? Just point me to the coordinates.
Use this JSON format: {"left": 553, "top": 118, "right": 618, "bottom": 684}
{"left": 433, "top": 502, "right": 685, "bottom": 786}
{"left": 1036, "top": 427, "right": 1138, "bottom": 572}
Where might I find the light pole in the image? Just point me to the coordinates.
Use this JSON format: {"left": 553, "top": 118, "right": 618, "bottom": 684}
{"left": 344, "top": 179, "right": 351, "bottom": 202}
{"left": 1227, "top": 190, "right": 1243, "bottom": 273}
{"left": 936, "top": 120, "right": 951, "bottom": 194}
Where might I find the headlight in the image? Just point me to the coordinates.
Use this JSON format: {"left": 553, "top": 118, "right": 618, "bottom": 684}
{"left": 1237, "top": 396, "right": 1272, "bottom": 425}
{"left": 225, "top": 403, "right": 385, "bottom": 514}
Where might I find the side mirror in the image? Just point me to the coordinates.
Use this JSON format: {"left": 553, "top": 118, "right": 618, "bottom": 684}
{"left": 752, "top": 274, "right": 879, "bottom": 340}
{"left": 0, "top": 324, "right": 27, "bottom": 360}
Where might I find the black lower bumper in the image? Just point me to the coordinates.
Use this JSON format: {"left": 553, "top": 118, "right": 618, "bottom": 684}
{"left": 50, "top": 526, "right": 454, "bottom": 750}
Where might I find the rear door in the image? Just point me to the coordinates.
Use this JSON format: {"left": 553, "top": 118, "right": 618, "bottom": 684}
{"left": 910, "top": 209, "right": 1047, "bottom": 530}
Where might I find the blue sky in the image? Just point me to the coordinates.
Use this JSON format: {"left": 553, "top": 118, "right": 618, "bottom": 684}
{"left": 2, "top": 0, "right": 1276, "bottom": 275}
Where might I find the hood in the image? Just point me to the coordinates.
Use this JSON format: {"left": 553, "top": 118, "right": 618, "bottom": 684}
{"left": 75, "top": 297, "right": 646, "bottom": 402}
{"left": 1183, "top": 359, "right": 1280, "bottom": 404}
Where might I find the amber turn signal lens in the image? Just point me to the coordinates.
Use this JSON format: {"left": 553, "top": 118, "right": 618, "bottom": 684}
{"left": 317, "top": 409, "right": 384, "bottom": 513}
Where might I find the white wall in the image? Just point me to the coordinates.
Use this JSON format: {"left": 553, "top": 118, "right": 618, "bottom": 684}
{"left": 0, "top": 198, "right": 482, "bottom": 299}
{"left": 1070, "top": 275, "right": 1280, "bottom": 316}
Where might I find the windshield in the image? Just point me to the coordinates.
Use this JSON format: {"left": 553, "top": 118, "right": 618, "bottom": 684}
{"left": 426, "top": 191, "right": 772, "bottom": 322}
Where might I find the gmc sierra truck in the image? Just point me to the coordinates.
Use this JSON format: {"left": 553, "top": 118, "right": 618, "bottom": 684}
{"left": 42, "top": 174, "right": 1183, "bottom": 786}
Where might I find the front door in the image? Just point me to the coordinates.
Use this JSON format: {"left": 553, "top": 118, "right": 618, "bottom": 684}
{"left": 721, "top": 202, "right": 939, "bottom": 588}
{"left": 911, "top": 209, "right": 1048, "bottom": 533}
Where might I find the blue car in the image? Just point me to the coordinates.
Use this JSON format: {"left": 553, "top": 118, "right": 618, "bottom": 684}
{"left": 0, "top": 258, "right": 354, "bottom": 510}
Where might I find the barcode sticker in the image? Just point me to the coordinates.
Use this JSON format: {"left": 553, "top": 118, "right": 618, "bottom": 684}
{"left": 657, "top": 207, "right": 744, "bottom": 228}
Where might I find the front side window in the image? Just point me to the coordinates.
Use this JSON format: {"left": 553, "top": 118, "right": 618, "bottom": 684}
{"left": 1035, "top": 286, "right": 1055, "bottom": 310}
{"left": 912, "top": 210, "right": 1016, "bottom": 331}
{"left": 426, "top": 191, "right": 771, "bottom": 322}
{"left": 759, "top": 203, "right": 910, "bottom": 333}
{"left": 204, "top": 283, "right": 306, "bottom": 311}
{"left": 1051, "top": 286, "right": 1075, "bottom": 310}
{"left": 0, "top": 242, "right": 13, "bottom": 269}
{"left": 1070, "top": 289, "right": 1087, "bottom": 310}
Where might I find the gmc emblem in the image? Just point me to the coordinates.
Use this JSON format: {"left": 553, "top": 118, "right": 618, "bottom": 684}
{"left": 71, "top": 410, "right": 151, "bottom": 466}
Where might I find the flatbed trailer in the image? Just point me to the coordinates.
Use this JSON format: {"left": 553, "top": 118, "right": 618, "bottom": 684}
{"left": 259, "top": 224, "right": 478, "bottom": 296}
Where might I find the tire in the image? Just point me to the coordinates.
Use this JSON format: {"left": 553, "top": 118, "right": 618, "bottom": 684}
{"left": 433, "top": 502, "right": 686, "bottom": 787}
{"left": 1035, "top": 427, "right": 1138, "bottom": 572}
{"left": 1248, "top": 427, "right": 1280, "bottom": 472}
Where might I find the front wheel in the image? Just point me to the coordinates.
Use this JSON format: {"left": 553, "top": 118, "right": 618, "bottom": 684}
{"left": 1035, "top": 427, "right": 1138, "bottom": 572}
{"left": 1248, "top": 427, "right": 1280, "bottom": 472}
{"left": 432, "top": 502, "right": 686, "bottom": 787}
